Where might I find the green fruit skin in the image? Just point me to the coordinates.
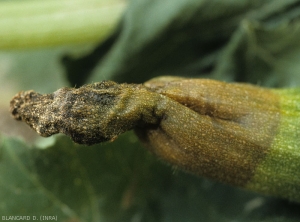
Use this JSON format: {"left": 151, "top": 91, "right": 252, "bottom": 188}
{"left": 246, "top": 89, "right": 300, "bottom": 202}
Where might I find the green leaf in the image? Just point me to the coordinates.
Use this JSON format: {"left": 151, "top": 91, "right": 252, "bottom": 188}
{"left": 0, "top": 137, "right": 78, "bottom": 220}
{"left": 2, "top": 134, "right": 300, "bottom": 222}
{"left": 64, "top": 0, "right": 300, "bottom": 85}
{"left": 212, "top": 18, "right": 300, "bottom": 86}
{"left": 0, "top": 133, "right": 173, "bottom": 221}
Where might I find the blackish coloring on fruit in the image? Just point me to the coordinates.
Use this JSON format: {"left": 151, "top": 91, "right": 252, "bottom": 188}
{"left": 10, "top": 77, "right": 280, "bottom": 188}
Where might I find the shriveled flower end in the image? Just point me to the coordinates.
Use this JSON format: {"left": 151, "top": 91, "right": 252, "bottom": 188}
{"left": 10, "top": 81, "right": 163, "bottom": 145}
{"left": 10, "top": 76, "right": 300, "bottom": 203}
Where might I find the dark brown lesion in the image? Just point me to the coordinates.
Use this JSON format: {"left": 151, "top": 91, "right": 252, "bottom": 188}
{"left": 137, "top": 77, "right": 281, "bottom": 186}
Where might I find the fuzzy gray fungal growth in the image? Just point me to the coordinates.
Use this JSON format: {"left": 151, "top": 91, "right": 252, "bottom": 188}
{"left": 10, "top": 81, "right": 165, "bottom": 145}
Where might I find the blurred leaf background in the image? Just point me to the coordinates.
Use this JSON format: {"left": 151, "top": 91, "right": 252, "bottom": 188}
{"left": 1, "top": 0, "right": 300, "bottom": 221}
